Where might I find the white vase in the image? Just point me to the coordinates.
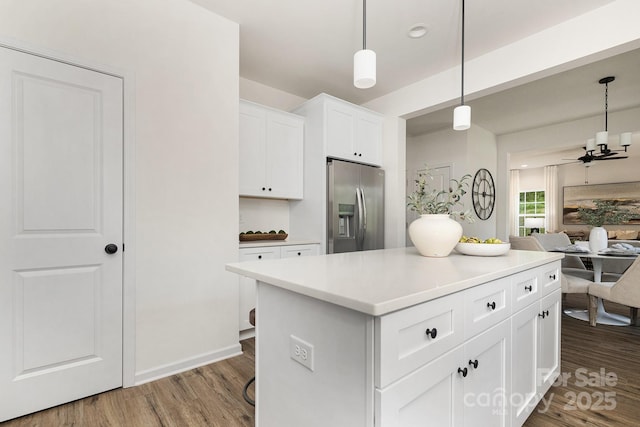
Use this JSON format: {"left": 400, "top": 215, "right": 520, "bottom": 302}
{"left": 408, "top": 214, "right": 463, "bottom": 257}
{"left": 589, "top": 226, "right": 608, "bottom": 252}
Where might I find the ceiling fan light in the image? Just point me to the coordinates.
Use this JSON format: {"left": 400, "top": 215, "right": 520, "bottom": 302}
{"left": 620, "top": 132, "right": 632, "bottom": 148}
{"left": 596, "top": 130, "right": 608, "bottom": 146}
{"left": 354, "top": 49, "right": 376, "bottom": 89}
{"left": 586, "top": 138, "right": 596, "bottom": 152}
{"left": 453, "top": 105, "right": 471, "bottom": 131}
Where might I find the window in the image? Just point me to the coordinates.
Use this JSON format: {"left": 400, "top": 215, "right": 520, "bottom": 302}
{"left": 519, "top": 191, "right": 545, "bottom": 236}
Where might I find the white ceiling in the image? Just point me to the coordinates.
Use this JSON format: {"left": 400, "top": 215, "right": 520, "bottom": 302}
{"left": 192, "top": 0, "right": 639, "bottom": 168}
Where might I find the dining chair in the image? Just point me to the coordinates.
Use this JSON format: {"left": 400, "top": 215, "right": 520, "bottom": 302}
{"left": 588, "top": 256, "right": 640, "bottom": 327}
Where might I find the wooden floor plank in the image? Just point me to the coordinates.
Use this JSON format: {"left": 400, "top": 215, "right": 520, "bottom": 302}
{"left": 3, "top": 295, "right": 639, "bottom": 426}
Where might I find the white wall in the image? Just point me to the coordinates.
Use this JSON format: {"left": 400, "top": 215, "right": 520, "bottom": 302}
{"left": 499, "top": 106, "right": 640, "bottom": 238}
{"left": 406, "top": 124, "right": 497, "bottom": 240}
{"left": 0, "top": 0, "right": 241, "bottom": 382}
{"left": 239, "top": 197, "right": 290, "bottom": 234}
{"left": 364, "top": 0, "right": 640, "bottom": 244}
{"left": 240, "top": 77, "right": 306, "bottom": 111}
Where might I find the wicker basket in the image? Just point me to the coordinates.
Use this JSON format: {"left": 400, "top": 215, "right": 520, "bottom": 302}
{"left": 239, "top": 233, "right": 288, "bottom": 242}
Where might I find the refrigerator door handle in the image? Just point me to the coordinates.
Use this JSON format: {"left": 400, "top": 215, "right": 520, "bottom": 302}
{"left": 356, "top": 187, "right": 365, "bottom": 250}
{"left": 361, "top": 188, "right": 367, "bottom": 232}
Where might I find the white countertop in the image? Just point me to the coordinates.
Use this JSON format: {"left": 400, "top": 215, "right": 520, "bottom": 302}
{"left": 226, "top": 247, "right": 563, "bottom": 316}
{"left": 239, "top": 239, "right": 320, "bottom": 249}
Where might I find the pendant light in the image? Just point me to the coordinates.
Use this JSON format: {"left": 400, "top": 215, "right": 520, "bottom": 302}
{"left": 591, "top": 76, "right": 633, "bottom": 154}
{"left": 354, "top": 0, "right": 376, "bottom": 89}
{"left": 453, "top": 0, "right": 470, "bottom": 131}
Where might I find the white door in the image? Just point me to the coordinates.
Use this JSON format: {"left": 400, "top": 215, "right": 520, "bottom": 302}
{"left": 0, "top": 46, "right": 123, "bottom": 421}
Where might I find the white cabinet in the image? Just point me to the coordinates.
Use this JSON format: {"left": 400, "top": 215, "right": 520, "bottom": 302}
{"left": 325, "top": 99, "right": 383, "bottom": 166}
{"left": 238, "top": 246, "right": 280, "bottom": 331}
{"left": 253, "top": 260, "right": 561, "bottom": 426}
{"left": 238, "top": 243, "right": 320, "bottom": 332}
{"left": 239, "top": 100, "right": 304, "bottom": 199}
{"left": 511, "top": 289, "right": 561, "bottom": 427}
{"left": 376, "top": 320, "right": 511, "bottom": 427}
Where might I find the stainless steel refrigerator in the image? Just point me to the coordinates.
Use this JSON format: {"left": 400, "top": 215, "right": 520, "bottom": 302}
{"left": 327, "top": 159, "right": 384, "bottom": 253}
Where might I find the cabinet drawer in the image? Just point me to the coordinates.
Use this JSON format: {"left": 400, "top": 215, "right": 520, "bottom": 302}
{"left": 280, "top": 244, "right": 319, "bottom": 258}
{"left": 464, "top": 277, "right": 511, "bottom": 338}
{"left": 539, "top": 261, "right": 561, "bottom": 297}
{"left": 375, "top": 291, "right": 464, "bottom": 388}
{"left": 238, "top": 247, "right": 280, "bottom": 262}
{"left": 511, "top": 268, "right": 540, "bottom": 313}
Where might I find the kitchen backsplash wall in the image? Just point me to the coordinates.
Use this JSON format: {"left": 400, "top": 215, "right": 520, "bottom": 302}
{"left": 239, "top": 197, "right": 290, "bottom": 234}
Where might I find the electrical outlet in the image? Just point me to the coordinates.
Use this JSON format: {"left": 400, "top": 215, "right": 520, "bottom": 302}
{"left": 289, "top": 335, "right": 314, "bottom": 371}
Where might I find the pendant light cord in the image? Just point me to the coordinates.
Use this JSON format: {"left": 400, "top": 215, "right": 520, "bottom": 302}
{"left": 604, "top": 80, "right": 608, "bottom": 132}
{"left": 363, "top": 0, "right": 367, "bottom": 50}
{"left": 460, "top": 0, "right": 465, "bottom": 106}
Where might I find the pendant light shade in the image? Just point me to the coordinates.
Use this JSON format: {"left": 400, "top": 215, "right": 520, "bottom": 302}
{"left": 354, "top": 49, "right": 376, "bottom": 89}
{"left": 453, "top": 0, "right": 470, "bottom": 131}
{"left": 453, "top": 105, "right": 471, "bottom": 131}
{"left": 620, "top": 132, "right": 632, "bottom": 148}
{"left": 354, "top": 0, "right": 376, "bottom": 89}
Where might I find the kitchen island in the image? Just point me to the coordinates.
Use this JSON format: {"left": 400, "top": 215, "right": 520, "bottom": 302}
{"left": 226, "top": 247, "right": 564, "bottom": 427}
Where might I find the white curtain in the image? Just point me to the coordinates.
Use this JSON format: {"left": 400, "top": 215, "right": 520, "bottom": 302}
{"left": 509, "top": 169, "right": 520, "bottom": 236}
{"left": 544, "top": 165, "right": 558, "bottom": 232}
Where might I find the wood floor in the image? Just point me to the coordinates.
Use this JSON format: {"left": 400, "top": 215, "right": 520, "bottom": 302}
{"left": 4, "top": 294, "right": 640, "bottom": 427}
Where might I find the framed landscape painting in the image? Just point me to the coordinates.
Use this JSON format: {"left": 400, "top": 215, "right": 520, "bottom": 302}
{"left": 563, "top": 182, "right": 640, "bottom": 225}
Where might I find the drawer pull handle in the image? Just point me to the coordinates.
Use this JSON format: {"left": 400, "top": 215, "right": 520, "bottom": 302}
{"left": 525, "top": 285, "right": 532, "bottom": 292}
{"left": 258, "top": 255, "right": 262, "bottom": 260}
{"left": 487, "top": 301, "right": 496, "bottom": 310}
{"left": 469, "top": 359, "right": 479, "bottom": 369}
{"left": 458, "top": 367, "right": 468, "bottom": 377}
{"left": 550, "top": 274, "right": 556, "bottom": 280}
{"left": 297, "top": 252, "right": 301, "bottom": 256}
{"left": 425, "top": 328, "right": 437, "bottom": 339}
{"left": 538, "top": 310, "right": 550, "bottom": 319}
{"left": 262, "top": 187, "right": 266, "bottom": 191}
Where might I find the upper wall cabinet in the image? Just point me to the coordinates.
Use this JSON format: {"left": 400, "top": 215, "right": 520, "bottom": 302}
{"left": 326, "top": 98, "right": 383, "bottom": 166}
{"left": 294, "top": 93, "right": 383, "bottom": 167}
{"left": 239, "top": 100, "right": 304, "bottom": 199}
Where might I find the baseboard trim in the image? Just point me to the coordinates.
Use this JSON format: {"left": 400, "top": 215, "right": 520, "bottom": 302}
{"left": 133, "top": 343, "right": 242, "bottom": 386}
{"left": 239, "top": 328, "right": 255, "bottom": 341}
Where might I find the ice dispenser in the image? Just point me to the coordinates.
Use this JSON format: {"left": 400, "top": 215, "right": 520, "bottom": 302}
{"left": 337, "top": 204, "right": 355, "bottom": 238}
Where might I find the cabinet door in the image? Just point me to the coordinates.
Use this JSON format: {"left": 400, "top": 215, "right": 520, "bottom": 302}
{"left": 538, "top": 289, "right": 561, "bottom": 394}
{"left": 239, "top": 102, "right": 267, "bottom": 197}
{"left": 375, "top": 348, "right": 464, "bottom": 427}
{"left": 326, "top": 101, "right": 356, "bottom": 162}
{"left": 511, "top": 302, "right": 540, "bottom": 427}
{"left": 265, "top": 111, "right": 303, "bottom": 199}
{"left": 463, "top": 320, "right": 511, "bottom": 427}
{"left": 355, "top": 112, "right": 383, "bottom": 166}
{"left": 238, "top": 247, "right": 280, "bottom": 331}
{"left": 280, "top": 243, "right": 320, "bottom": 258}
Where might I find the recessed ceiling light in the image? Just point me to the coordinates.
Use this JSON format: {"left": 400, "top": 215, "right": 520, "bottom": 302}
{"left": 520, "top": 164, "right": 528, "bottom": 168}
{"left": 408, "top": 24, "right": 428, "bottom": 39}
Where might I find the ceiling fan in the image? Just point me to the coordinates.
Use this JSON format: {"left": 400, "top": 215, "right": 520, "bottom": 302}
{"left": 572, "top": 145, "right": 628, "bottom": 164}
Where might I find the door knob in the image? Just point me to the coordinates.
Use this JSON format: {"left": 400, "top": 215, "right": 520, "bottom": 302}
{"left": 105, "top": 244, "right": 118, "bottom": 254}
